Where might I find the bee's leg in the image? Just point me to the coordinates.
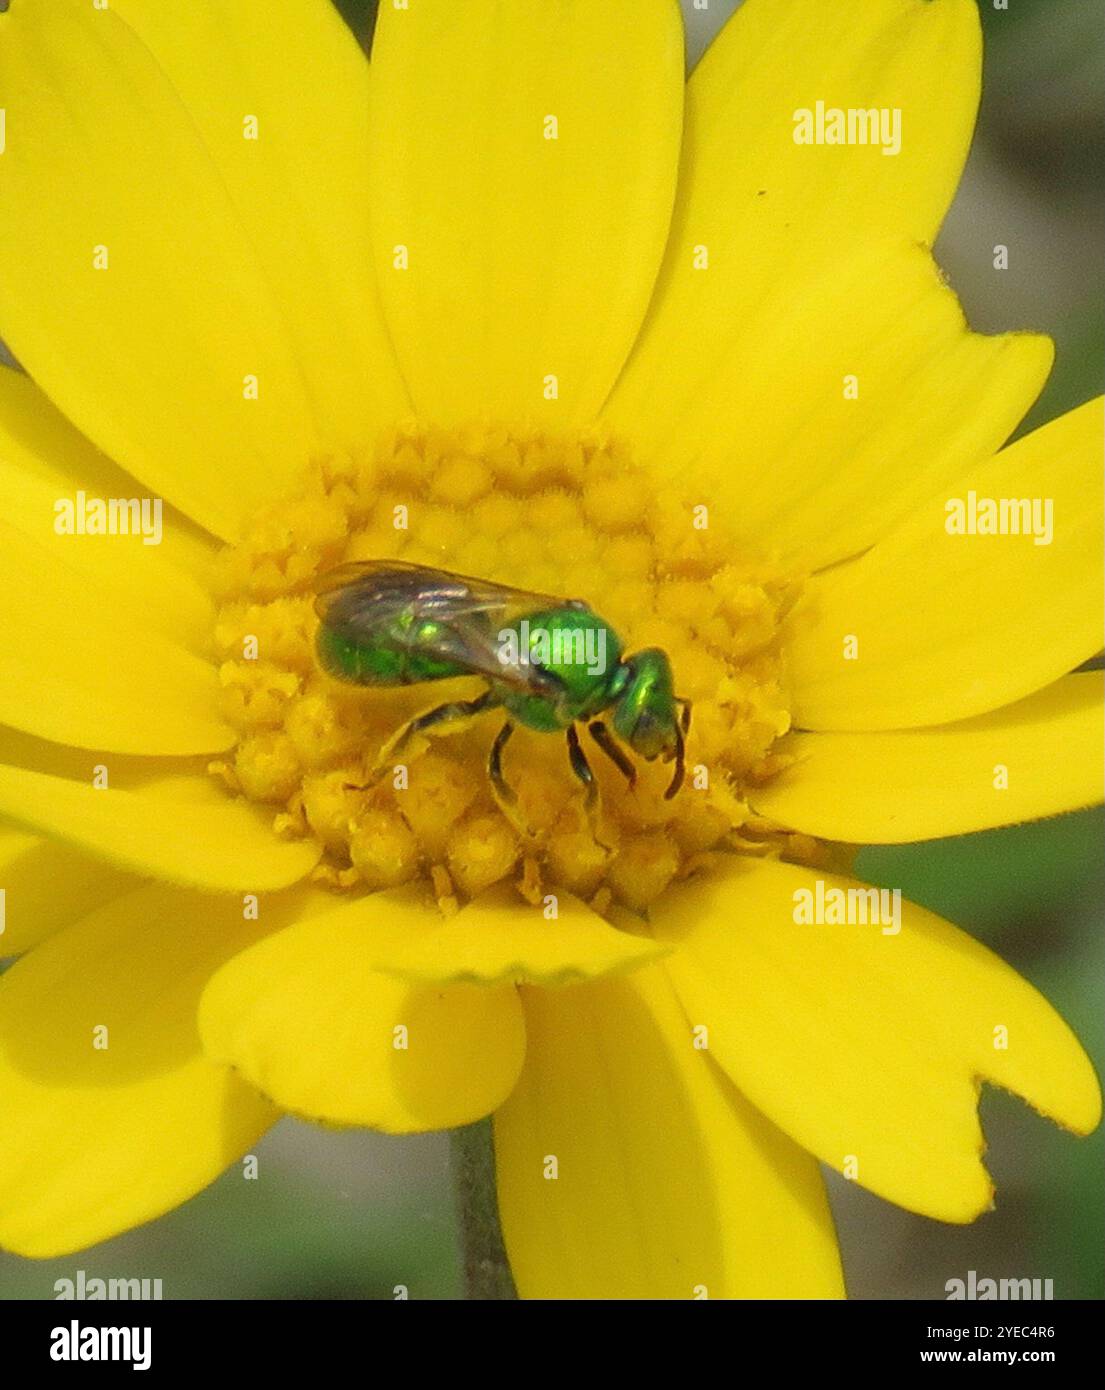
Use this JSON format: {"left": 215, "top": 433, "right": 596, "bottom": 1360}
{"left": 487, "top": 719, "right": 540, "bottom": 842}
{"left": 587, "top": 720, "right": 637, "bottom": 790}
{"left": 567, "top": 725, "right": 617, "bottom": 852}
{"left": 487, "top": 719, "right": 516, "bottom": 807}
{"left": 565, "top": 725, "right": 597, "bottom": 810}
{"left": 354, "top": 689, "right": 498, "bottom": 789}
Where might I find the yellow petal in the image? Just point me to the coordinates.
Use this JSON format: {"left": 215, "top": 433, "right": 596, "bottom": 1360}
{"left": 0, "top": 824, "right": 138, "bottom": 956}
{"left": 367, "top": 0, "right": 683, "bottom": 423}
{"left": 348, "top": 882, "right": 669, "bottom": 986}
{"left": 0, "top": 1, "right": 328, "bottom": 538}
{"left": 605, "top": 0, "right": 1049, "bottom": 568}
{"left": 0, "top": 365, "right": 216, "bottom": 655}
{"left": 752, "top": 673, "right": 1104, "bottom": 843}
{"left": 0, "top": 516, "right": 231, "bottom": 755}
{"left": 494, "top": 965, "right": 843, "bottom": 1298}
{"left": 198, "top": 901, "right": 525, "bottom": 1132}
{"left": 0, "top": 885, "right": 282, "bottom": 1257}
{"left": 106, "top": 0, "right": 409, "bottom": 450}
{"left": 788, "top": 398, "right": 1105, "bottom": 729}
{"left": 0, "top": 763, "right": 320, "bottom": 891}
{"left": 0, "top": 720, "right": 223, "bottom": 790}
{"left": 654, "top": 859, "right": 1101, "bottom": 1223}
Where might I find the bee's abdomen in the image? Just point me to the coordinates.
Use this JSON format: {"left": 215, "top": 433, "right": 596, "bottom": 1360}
{"left": 315, "top": 624, "right": 468, "bottom": 687}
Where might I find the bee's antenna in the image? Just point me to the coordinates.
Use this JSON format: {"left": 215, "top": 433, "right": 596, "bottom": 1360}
{"left": 677, "top": 697, "right": 692, "bottom": 735}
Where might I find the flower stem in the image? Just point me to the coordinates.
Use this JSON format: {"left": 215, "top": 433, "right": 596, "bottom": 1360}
{"left": 449, "top": 1119, "right": 517, "bottom": 1300}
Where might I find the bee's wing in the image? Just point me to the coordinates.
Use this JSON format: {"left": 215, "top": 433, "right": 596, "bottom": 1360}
{"left": 314, "top": 559, "right": 574, "bottom": 624}
{"left": 313, "top": 559, "right": 575, "bottom": 696}
{"left": 417, "top": 611, "right": 567, "bottom": 697}
{"left": 316, "top": 560, "right": 465, "bottom": 630}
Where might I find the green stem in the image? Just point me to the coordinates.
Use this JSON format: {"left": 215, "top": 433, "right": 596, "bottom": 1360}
{"left": 450, "top": 1119, "right": 517, "bottom": 1300}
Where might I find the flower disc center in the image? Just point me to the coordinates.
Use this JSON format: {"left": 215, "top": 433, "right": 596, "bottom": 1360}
{"left": 210, "top": 422, "right": 805, "bottom": 914}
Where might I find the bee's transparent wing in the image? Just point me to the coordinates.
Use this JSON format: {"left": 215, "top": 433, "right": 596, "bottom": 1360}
{"left": 314, "top": 559, "right": 574, "bottom": 628}
{"left": 314, "top": 559, "right": 574, "bottom": 695}
{"left": 424, "top": 612, "right": 567, "bottom": 697}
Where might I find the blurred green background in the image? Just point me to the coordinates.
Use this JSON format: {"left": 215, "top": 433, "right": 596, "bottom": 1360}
{"left": 1, "top": 0, "right": 1101, "bottom": 1301}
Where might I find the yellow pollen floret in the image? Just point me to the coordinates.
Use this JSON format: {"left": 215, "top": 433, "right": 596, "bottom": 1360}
{"left": 349, "top": 809, "right": 421, "bottom": 891}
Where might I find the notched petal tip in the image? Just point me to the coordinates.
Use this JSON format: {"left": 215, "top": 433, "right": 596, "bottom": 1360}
{"left": 656, "top": 858, "right": 1102, "bottom": 1224}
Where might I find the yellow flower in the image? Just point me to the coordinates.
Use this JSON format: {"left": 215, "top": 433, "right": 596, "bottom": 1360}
{"left": 0, "top": 0, "right": 1100, "bottom": 1299}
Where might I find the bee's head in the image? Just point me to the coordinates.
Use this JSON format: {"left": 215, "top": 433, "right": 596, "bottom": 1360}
{"left": 613, "top": 650, "right": 690, "bottom": 797}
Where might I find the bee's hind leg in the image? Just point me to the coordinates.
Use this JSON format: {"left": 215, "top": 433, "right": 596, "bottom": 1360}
{"left": 348, "top": 689, "right": 498, "bottom": 791}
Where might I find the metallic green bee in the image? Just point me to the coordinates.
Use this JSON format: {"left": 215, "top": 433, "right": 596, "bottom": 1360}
{"left": 313, "top": 559, "right": 691, "bottom": 816}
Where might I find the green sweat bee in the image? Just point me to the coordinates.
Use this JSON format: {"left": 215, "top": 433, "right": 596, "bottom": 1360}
{"left": 313, "top": 559, "right": 691, "bottom": 819}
